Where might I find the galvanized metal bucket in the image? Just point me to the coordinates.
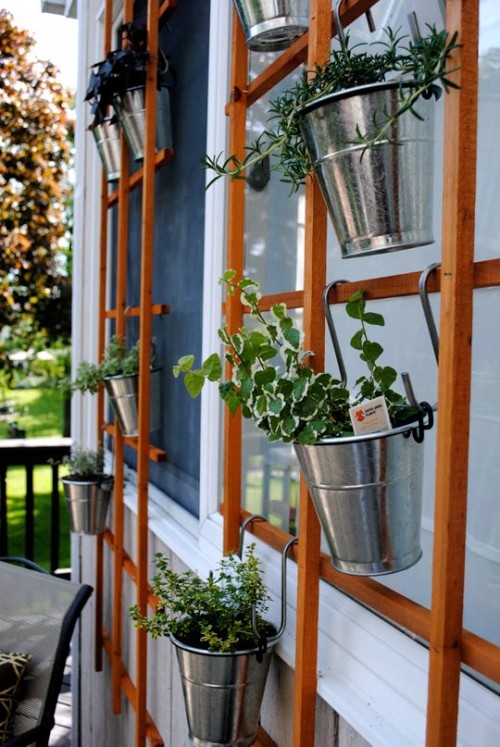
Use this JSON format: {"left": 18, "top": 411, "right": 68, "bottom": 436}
{"left": 61, "top": 476, "right": 113, "bottom": 535}
{"left": 91, "top": 117, "right": 121, "bottom": 181}
{"left": 299, "top": 82, "right": 435, "bottom": 258}
{"left": 112, "top": 85, "right": 172, "bottom": 162}
{"left": 104, "top": 367, "right": 161, "bottom": 437}
{"left": 232, "top": 0, "right": 308, "bottom": 52}
{"left": 171, "top": 634, "right": 275, "bottom": 747}
{"left": 294, "top": 424, "right": 424, "bottom": 575}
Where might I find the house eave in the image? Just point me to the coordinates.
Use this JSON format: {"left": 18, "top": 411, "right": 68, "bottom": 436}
{"left": 40, "top": 0, "right": 77, "bottom": 19}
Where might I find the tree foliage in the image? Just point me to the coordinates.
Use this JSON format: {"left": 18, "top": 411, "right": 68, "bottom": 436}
{"left": 0, "top": 9, "right": 72, "bottom": 348}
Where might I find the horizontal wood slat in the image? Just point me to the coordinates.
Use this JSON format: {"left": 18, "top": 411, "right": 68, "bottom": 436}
{"left": 107, "top": 148, "right": 174, "bottom": 207}
{"left": 246, "top": 0, "right": 380, "bottom": 106}
{"left": 223, "top": 259, "right": 500, "bottom": 320}
{"left": 104, "top": 303, "right": 170, "bottom": 319}
{"left": 461, "top": 631, "right": 500, "bottom": 684}
{"left": 103, "top": 424, "right": 167, "bottom": 462}
{"left": 159, "top": 0, "right": 177, "bottom": 22}
{"left": 323, "top": 258, "right": 500, "bottom": 303}
{"left": 239, "top": 511, "right": 500, "bottom": 683}
{"left": 110, "top": 514, "right": 500, "bottom": 685}
{"left": 256, "top": 726, "right": 278, "bottom": 747}
{"left": 102, "top": 530, "right": 161, "bottom": 611}
{"left": 102, "top": 630, "right": 165, "bottom": 746}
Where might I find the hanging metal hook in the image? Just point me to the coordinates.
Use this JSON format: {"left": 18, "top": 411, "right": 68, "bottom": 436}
{"left": 323, "top": 281, "right": 434, "bottom": 440}
{"left": 333, "top": 0, "right": 347, "bottom": 46}
{"left": 408, "top": 11, "right": 422, "bottom": 43}
{"left": 252, "top": 537, "right": 298, "bottom": 649}
{"left": 158, "top": 47, "right": 169, "bottom": 74}
{"left": 239, "top": 515, "right": 298, "bottom": 650}
{"left": 419, "top": 263, "right": 440, "bottom": 364}
{"left": 334, "top": 0, "right": 376, "bottom": 48}
{"left": 238, "top": 514, "right": 266, "bottom": 559}
{"left": 322, "top": 280, "right": 348, "bottom": 387}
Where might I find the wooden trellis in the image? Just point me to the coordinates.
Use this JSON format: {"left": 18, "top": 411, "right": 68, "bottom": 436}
{"left": 91, "top": 1, "right": 499, "bottom": 746}
{"left": 223, "top": 1, "right": 498, "bottom": 747}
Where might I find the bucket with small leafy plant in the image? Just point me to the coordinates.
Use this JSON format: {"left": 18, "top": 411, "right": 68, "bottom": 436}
{"left": 174, "top": 271, "right": 434, "bottom": 575}
{"left": 60, "top": 446, "right": 113, "bottom": 535}
{"left": 203, "top": 8, "right": 459, "bottom": 258}
{"left": 72, "top": 336, "right": 161, "bottom": 437}
{"left": 131, "top": 545, "right": 276, "bottom": 747}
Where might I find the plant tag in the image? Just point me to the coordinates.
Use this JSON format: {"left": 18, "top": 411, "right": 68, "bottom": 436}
{"left": 349, "top": 396, "right": 392, "bottom": 435}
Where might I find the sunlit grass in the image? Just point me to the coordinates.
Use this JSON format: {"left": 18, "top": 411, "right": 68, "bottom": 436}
{"left": 0, "top": 387, "right": 65, "bottom": 438}
{"left": 0, "top": 387, "right": 70, "bottom": 570}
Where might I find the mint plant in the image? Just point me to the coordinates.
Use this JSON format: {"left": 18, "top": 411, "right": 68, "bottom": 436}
{"left": 130, "top": 544, "right": 270, "bottom": 653}
{"left": 174, "top": 271, "right": 409, "bottom": 445}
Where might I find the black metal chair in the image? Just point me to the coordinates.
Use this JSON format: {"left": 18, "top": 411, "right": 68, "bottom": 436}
{"left": 0, "top": 557, "right": 93, "bottom": 747}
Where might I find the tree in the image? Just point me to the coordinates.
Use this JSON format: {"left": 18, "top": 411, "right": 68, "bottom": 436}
{"left": 0, "top": 9, "right": 73, "bottom": 351}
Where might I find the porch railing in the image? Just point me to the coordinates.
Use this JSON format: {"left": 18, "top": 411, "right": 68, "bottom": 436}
{"left": 0, "top": 437, "right": 72, "bottom": 574}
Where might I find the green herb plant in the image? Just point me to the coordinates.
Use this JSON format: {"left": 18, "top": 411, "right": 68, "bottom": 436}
{"left": 130, "top": 544, "right": 270, "bottom": 653}
{"left": 174, "top": 271, "right": 410, "bottom": 446}
{"left": 62, "top": 445, "right": 106, "bottom": 479}
{"left": 72, "top": 336, "right": 140, "bottom": 396}
{"left": 203, "top": 25, "right": 459, "bottom": 189}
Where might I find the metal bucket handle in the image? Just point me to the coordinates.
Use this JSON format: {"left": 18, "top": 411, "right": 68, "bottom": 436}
{"left": 322, "top": 280, "right": 435, "bottom": 440}
{"left": 333, "top": 0, "right": 375, "bottom": 50}
{"left": 238, "top": 515, "right": 298, "bottom": 656}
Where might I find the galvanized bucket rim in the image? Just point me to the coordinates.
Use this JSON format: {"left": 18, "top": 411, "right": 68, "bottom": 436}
{"left": 299, "top": 79, "right": 416, "bottom": 118}
{"left": 299, "top": 421, "right": 416, "bottom": 447}
{"left": 89, "top": 115, "right": 119, "bottom": 131}
{"left": 112, "top": 83, "right": 171, "bottom": 99}
{"left": 170, "top": 624, "right": 277, "bottom": 658}
{"left": 103, "top": 365, "right": 161, "bottom": 383}
{"left": 61, "top": 474, "right": 113, "bottom": 487}
{"left": 104, "top": 372, "right": 138, "bottom": 383}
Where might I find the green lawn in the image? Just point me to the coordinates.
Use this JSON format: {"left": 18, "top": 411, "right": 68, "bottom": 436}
{"left": 0, "top": 387, "right": 66, "bottom": 438}
{"left": 1, "top": 387, "right": 71, "bottom": 570}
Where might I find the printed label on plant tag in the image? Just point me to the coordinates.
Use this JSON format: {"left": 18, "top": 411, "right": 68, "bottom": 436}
{"left": 349, "top": 396, "right": 392, "bottom": 436}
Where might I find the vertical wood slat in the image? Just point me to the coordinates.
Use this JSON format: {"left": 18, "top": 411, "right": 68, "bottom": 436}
{"left": 95, "top": 0, "right": 114, "bottom": 676}
{"left": 425, "top": 2, "right": 479, "bottom": 745}
{"left": 110, "top": 159, "right": 128, "bottom": 713}
{"left": 292, "top": 2, "right": 331, "bottom": 744}
{"left": 95, "top": 169, "right": 108, "bottom": 674}
{"left": 135, "top": 1, "right": 160, "bottom": 743}
{"left": 223, "top": 9, "right": 248, "bottom": 555}
{"left": 111, "top": 0, "right": 134, "bottom": 709}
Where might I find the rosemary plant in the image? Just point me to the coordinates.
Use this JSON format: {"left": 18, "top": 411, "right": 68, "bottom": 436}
{"left": 203, "top": 25, "right": 459, "bottom": 189}
{"left": 174, "top": 271, "right": 411, "bottom": 446}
